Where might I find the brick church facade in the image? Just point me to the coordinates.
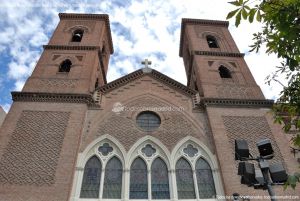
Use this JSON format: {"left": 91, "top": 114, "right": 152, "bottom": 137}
{"left": 0, "top": 13, "right": 299, "bottom": 201}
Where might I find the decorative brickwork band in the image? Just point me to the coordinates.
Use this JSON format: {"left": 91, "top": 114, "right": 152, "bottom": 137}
{"left": 11, "top": 92, "right": 99, "bottom": 108}
{"left": 0, "top": 111, "right": 70, "bottom": 185}
{"left": 200, "top": 98, "right": 274, "bottom": 108}
{"left": 223, "top": 116, "right": 284, "bottom": 166}
{"left": 193, "top": 51, "right": 245, "bottom": 57}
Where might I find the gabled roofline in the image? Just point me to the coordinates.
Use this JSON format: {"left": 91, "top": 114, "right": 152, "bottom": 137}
{"left": 97, "top": 69, "right": 197, "bottom": 96}
{"left": 179, "top": 18, "right": 229, "bottom": 57}
{"left": 59, "top": 13, "right": 114, "bottom": 54}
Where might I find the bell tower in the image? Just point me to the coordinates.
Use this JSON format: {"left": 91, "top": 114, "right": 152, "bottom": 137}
{"left": 22, "top": 13, "right": 113, "bottom": 94}
{"left": 179, "top": 18, "right": 264, "bottom": 100}
{"left": 0, "top": 13, "right": 114, "bottom": 201}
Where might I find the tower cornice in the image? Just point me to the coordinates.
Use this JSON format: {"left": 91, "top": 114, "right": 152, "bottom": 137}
{"left": 43, "top": 45, "right": 100, "bottom": 51}
{"left": 193, "top": 51, "right": 244, "bottom": 57}
{"left": 199, "top": 98, "right": 274, "bottom": 108}
{"left": 11, "top": 92, "right": 99, "bottom": 108}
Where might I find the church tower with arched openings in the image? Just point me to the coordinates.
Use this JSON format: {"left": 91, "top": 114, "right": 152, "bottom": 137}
{"left": 0, "top": 13, "right": 299, "bottom": 201}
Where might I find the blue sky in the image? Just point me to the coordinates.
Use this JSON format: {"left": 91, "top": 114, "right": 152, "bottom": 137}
{"left": 0, "top": 0, "right": 284, "bottom": 112}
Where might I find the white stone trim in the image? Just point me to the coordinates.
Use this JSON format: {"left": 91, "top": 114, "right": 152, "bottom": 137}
{"left": 70, "top": 135, "right": 225, "bottom": 201}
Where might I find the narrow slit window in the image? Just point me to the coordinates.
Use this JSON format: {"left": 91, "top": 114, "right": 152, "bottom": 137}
{"left": 72, "top": 29, "right": 84, "bottom": 42}
{"left": 59, "top": 59, "right": 72, "bottom": 73}
{"left": 206, "top": 35, "right": 219, "bottom": 48}
{"left": 95, "top": 78, "right": 99, "bottom": 89}
{"left": 219, "top": 65, "right": 232, "bottom": 78}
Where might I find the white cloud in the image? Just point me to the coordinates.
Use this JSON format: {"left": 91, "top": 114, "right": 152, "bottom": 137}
{"left": 0, "top": 103, "right": 11, "bottom": 113}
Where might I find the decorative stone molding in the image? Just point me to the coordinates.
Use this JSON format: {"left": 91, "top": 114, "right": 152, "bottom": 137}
{"left": 11, "top": 92, "right": 99, "bottom": 108}
{"left": 200, "top": 98, "right": 274, "bottom": 108}
{"left": 194, "top": 51, "right": 244, "bottom": 57}
{"left": 43, "top": 45, "right": 100, "bottom": 51}
{"left": 97, "top": 69, "right": 197, "bottom": 96}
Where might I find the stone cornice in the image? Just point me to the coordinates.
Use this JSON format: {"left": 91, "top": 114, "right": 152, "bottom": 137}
{"left": 11, "top": 92, "right": 99, "bottom": 108}
{"left": 199, "top": 98, "right": 274, "bottom": 108}
{"left": 179, "top": 18, "right": 229, "bottom": 57}
{"left": 43, "top": 45, "right": 100, "bottom": 51}
{"left": 193, "top": 51, "right": 245, "bottom": 57}
{"left": 58, "top": 13, "right": 114, "bottom": 54}
{"left": 97, "top": 68, "right": 197, "bottom": 96}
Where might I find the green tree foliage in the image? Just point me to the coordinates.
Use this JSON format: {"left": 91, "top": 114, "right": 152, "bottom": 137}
{"left": 226, "top": 0, "right": 300, "bottom": 188}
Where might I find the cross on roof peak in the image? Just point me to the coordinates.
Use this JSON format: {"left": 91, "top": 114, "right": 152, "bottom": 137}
{"left": 141, "top": 59, "right": 152, "bottom": 68}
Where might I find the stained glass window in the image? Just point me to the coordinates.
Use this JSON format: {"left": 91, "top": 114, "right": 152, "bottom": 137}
{"left": 151, "top": 158, "right": 170, "bottom": 199}
{"left": 196, "top": 158, "right": 216, "bottom": 199}
{"left": 130, "top": 157, "right": 148, "bottom": 199}
{"left": 183, "top": 144, "right": 198, "bottom": 157}
{"left": 80, "top": 156, "right": 101, "bottom": 198}
{"left": 98, "top": 143, "right": 113, "bottom": 156}
{"left": 136, "top": 111, "right": 161, "bottom": 132}
{"left": 103, "top": 156, "right": 123, "bottom": 199}
{"left": 142, "top": 144, "right": 156, "bottom": 157}
{"left": 176, "top": 158, "right": 196, "bottom": 199}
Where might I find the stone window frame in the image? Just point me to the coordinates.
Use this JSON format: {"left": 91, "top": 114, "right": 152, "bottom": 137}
{"left": 71, "top": 135, "right": 225, "bottom": 201}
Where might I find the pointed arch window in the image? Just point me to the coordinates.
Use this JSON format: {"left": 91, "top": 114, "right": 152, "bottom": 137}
{"left": 72, "top": 29, "right": 84, "bottom": 42}
{"left": 59, "top": 59, "right": 72, "bottom": 73}
{"left": 176, "top": 158, "right": 196, "bottom": 199}
{"left": 196, "top": 158, "right": 216, "bottom": 199}
{"left": 130, "top": 157, "right": 148, "bottom": 199}
{"left": 219, "top": 65, "right": 232, "bottom": 78}
{"left": 80, "top": 156, "right": 101, "bottom": 198}
{"left": 151, "top": 158, "right": 170, "bottom": 199}
{"left": 206, "top": 35, "right": 219, "bottom": 48}
{"left": 103, "top": 157, "right": 123, "bottom": 199}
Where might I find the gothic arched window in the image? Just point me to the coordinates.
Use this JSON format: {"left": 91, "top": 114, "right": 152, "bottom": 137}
{"left": 130, "top": 157, "right": 148, "bottom": 199}
{"left": 196, "top": 158, "right": 216, "bottom": 199}
{"left": 103, "top": 157, "right": 123, "bottom": 199}
{"left": 80, "top": 156, "right": 102, "bottom": 198}
{"left": 176, "top": 158, "right": 196, "bottom": 199}
{"left": 219, "top": 65, "right": 232, "bottom": 78}
{"left": 72, "top": 29, "right": 84, "bottom": 42}
{"left": 151, "top": 157, "right": 170, "bottom": 199}
{"left": 206, "top": 35, "right": 219, "bottom": 48}
{"left": 59, "top": 59, "right": 72, "bottom": 72}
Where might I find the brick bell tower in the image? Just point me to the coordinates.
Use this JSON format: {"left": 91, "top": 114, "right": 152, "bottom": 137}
{"left": 0, "top": 13, "right": 113, "bottom": 201}
{"left": 23, "top": 13, "right": 113, "bottom": 94}
{"left": 179, "top": 18, "right": 265, "bottom": 100}
{"left": 179, "top": 19, "right": 300, "bottom": 198}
